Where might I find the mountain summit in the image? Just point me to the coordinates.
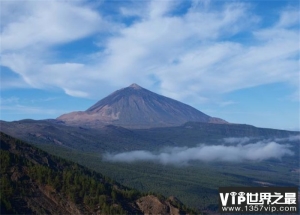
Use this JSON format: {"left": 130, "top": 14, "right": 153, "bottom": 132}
{"left": 57, "top": 84, "right": 227, "bottom": 128}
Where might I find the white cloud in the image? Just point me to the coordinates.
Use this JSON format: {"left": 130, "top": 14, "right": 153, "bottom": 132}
{"left": 0, "top": 96, "right": 67, "bottom": 118}
{"left": 223, "top": 135, "right": 300, "bottom": 145}
{"left": 148, "top": 0, "right": 176, "bottom": 19}
{"left": 0, "top": 0, "right": 112, "bottom": 94}
{"left": 223, "top": 137, "right": 252, "bottom": 144}
{"left": 0, "top": 1, "right": 102, "bottom": 51}
{"left": 218, "top": 100, "right": 236, "bottom": 107}
{"left": 0, "top": 76, "right": 29, "bottom": 90}
{"left": 274, "top": 135, "right": 300, "bottom": 142}
{"left": 0, "top": 104, "right": 65, "bottom": 116}
{"left": 1, "top": 0, "right": 299, "bottom": 101}
{"left": 277, "top": 8, "right": 300, "bottom": 28}
{"left": 103, "top": 142, "right": 294, "bottom": 165}
{"left": 0, "top": 96, "right": 20, "bottom": 105}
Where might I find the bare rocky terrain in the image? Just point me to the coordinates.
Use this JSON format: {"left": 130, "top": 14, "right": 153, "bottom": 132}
{"left": 57, "top": 83, "right": 227, "bottom": 128}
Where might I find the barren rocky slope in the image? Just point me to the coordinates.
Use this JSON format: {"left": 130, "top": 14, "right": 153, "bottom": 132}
{"left": 57, "top": 83, "right": 227, "bottom": 128}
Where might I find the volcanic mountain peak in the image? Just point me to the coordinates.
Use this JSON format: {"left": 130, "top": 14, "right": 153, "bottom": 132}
{"left": 129, "top": 83, "right": 142, "bottom": 89}
{"left": 57, "top": 84, "right": 227, "bottom": 128}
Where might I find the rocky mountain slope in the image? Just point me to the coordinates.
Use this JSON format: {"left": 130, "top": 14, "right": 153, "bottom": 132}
{"left": 0, "top": 132, "right": 195, "bottom": 215}
{"left": 57, "top": 83, "right": 227, "bottom": 128}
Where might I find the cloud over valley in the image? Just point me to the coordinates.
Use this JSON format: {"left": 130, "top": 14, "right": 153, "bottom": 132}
{"left": 103, "top": 141, "right": 294, "bottom": 165}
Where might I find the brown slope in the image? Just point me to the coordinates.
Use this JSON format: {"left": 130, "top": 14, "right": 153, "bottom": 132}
{"left": 57, "top": 83, "right": 227, "bottom": 128}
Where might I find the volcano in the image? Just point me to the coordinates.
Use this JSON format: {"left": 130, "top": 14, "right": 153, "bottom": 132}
{"left": 57, "top": 83, "right": 227, "bottom": 128}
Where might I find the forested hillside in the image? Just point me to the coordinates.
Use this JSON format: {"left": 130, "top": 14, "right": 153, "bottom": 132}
{"left": 0, "top": 132, "right": 196, "bottom": 214}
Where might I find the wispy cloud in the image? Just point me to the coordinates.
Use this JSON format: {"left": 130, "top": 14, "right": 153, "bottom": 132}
{"left": 218, "top": 100, "right": 237, "bottom": 107}
{"left": 0, "top": 0, "right": 118, "bottom": 94}
{"left": 223, "top": 137, "right": 252, "bottom": 144}
{"left": 0, "top": 104, "right": 65, "bottom": 116}
{"left": 0, "top": 96, "right": 66, "bottom": 118}
{"left": 0, "top": 1, "right": 103, "bottom": 52}
{"left": 1, "top": 0, "right": 298, "bottom": 101}
{"left": 103, "top": 141, "right": 294, "bottom": 165}
{"left": 223, "top": 135, "right": 300, "bottom": 144}
{"left": 274, "top": 135, "right": 300, "bottom": 142}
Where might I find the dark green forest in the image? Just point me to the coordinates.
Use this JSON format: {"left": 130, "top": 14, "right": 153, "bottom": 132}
{"left": 0, "top": 132, "right": 195, "bottom": 214}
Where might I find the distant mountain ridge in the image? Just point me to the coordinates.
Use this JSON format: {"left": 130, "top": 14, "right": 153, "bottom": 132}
{"left": 57, "top": 83, "right": 227, "bottom": 128}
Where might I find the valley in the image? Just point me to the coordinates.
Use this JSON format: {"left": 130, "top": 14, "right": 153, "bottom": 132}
{"left": 1, "top": 119, "right": 299, "bottom": 211}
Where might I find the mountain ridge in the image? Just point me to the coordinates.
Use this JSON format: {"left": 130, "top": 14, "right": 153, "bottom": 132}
{"left": 57, "top": 83, "right": 227, "bottom": 128}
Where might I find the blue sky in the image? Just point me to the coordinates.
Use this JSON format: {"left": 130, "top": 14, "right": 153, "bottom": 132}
{"left": 0, "top": 0, "right": 299, "bottom": 131}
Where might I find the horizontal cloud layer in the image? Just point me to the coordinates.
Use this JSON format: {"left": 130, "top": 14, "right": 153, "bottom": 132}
{"left": 274, "top": 135, "right": 300, "bottom": 142}
{"left": 223, "top": 137, "right": 252, "bottom": 144}
{"left": 223, "top": 135, "right": 300, "bottom": 144}
{"left": 103, "top": 141, "right": 293, "bottom": 165}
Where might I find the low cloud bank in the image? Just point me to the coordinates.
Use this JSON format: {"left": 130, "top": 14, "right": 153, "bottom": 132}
{"left": 103, "top": 142, "right": 293, "bottom": 165}
{"left": 223, "top": 137, "right": 252, "bottom": 144}
{"left": 274, "top": 135, "right": 300, "bottom": 142}
{"left": 223, "top": 135, "right": 300, "bottom": 144}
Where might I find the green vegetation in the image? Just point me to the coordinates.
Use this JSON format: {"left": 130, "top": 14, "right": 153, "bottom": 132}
{"left": 0, "top": 132, "right": 196, "bottom": 214}
{"left": 1, "top": 120, "right": 299, "bottom": 212}
{"left": 36, "top": 142, "right": 299, "bottom": 211}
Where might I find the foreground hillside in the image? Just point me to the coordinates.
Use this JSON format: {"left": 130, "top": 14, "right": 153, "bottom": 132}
{"left": 0, "top": 132, "right": 196, "bottom": 214}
